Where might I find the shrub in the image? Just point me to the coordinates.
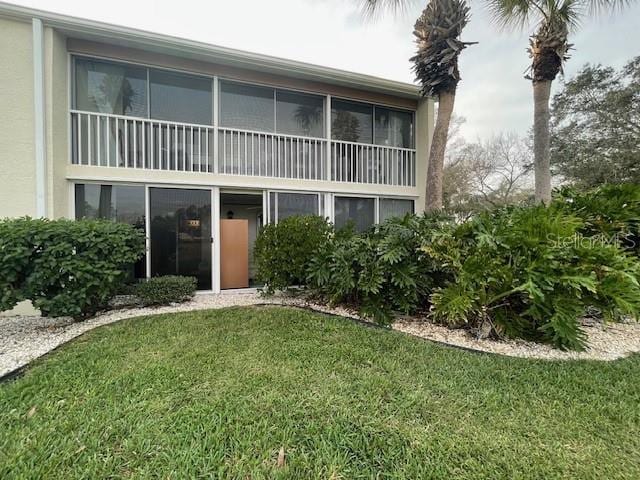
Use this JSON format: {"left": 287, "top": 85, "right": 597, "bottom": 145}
{"left": 427, "top": 205, "right": 640, "bottom": 350}
{"left": 555, "top": 183, "right": 640, "bottom": 254}
{"left": 135, "top": 276, "right": 197, "bottom": 306}
{"left": 0, "top": 217, "right": 145, "bottom": 318}
{"left": 254, "top": 215, "right": 332, "bottom": 293}
{"left": 308, "top": 213, "right": 454, "bottom": 324}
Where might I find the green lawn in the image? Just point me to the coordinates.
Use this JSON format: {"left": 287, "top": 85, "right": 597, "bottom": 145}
{"left": 1, "top": 306, "right": 639, "bottom": 479}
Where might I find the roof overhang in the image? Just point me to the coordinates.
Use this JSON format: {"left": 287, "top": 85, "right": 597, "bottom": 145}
{"left": 0, "top": 1, "right": 422, "bottom": 100}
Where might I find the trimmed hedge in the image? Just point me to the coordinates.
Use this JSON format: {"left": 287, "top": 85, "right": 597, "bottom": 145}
{"left": 254, "top": 215, "right": 332, "bottom": 293}
{"left": 135, "top": 276, "right": 197, "bottom": 306}
{"left": 0, "top": 217, "right": 145, "bottom": 319}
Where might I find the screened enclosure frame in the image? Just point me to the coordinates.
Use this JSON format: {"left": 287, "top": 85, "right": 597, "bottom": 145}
{"left": 70, "top": 180, "right": 417, "bottom": 291}
{"left": 332, "top": 194, "right": 415, "bottom": 229}
{"left": 69, "top": 54, "right": 418, "bottom": 186}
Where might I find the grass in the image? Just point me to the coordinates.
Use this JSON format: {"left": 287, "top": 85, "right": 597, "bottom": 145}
{"left": 1, "top": 306, "right": 639, "bottom": 479}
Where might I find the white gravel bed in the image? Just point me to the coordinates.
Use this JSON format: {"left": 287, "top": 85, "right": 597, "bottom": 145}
{"left": 2, "top": 293, "right": 640, "bottom": 378}
{"left": 393, "top": 318, "right": 640, "bottom": 361}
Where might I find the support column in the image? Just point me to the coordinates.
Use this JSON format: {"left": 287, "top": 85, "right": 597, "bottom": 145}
{"left": 32, "top": 18, "right": 47, "bottom": 218}
{"left": 325, "top": 95, "right": 332, "bottom": 181}
{"left": 212, "top": 186, "right": 221, "bottom": 293}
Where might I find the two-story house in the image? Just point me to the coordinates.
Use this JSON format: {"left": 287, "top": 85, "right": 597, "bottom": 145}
{"left": 0, "top": 2, "right": 434, "bottom": 293}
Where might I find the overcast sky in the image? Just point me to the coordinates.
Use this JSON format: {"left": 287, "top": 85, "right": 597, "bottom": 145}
{"left": 13, "top": 0, "right": 640, "bottom": 141}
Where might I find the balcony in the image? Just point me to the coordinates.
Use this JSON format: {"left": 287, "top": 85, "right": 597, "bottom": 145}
{"left": 70, "top": 110, "right": 416, "bottom": 187}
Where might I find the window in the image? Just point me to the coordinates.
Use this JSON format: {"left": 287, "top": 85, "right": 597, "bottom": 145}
{"left": 331, "top": 99, "right": 373, "bottom": 144}
{"left": 74, "top": 184, "right": 146, "bottom": 279}
{"left": 374, "top": 107, "right": 414, "bottom": 148}
{"left": 379, "top": 198, "right": 414, "bottom": 222}
{"left": 331, "top": 99, "right": 415, "bottom": 148}
{"left": 220, "top": 81, "right": 275, "bottom": 132}
{"left": 269, "top": 192, "right": 322, "bottom": 222}
{"left": 75, "top": 58, "right": 147, "bottom": 117}
{"left": 276, "top": 91, "right": 324, "bottom": 137}
{"left": 150, "top": 70, "right": 212, "bottom": 125}
{"left": 334, "top": 196, "right": 375, "bottom": 232}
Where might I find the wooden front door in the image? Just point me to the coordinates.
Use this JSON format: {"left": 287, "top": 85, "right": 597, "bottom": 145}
{"left": 220, "top": 219, "right": 249, "bottom": 289}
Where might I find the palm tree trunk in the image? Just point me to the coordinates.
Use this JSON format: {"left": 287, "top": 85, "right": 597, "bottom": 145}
{"left": 533, "top": 80, "right": 552, "bottom": 204}
{"left": 426, "top": 90, "right": 455, "bottom": 211}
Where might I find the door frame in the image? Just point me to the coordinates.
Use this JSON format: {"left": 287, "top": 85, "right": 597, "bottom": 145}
{"left": 218, "top": 188, "right": 265, "bottom": 292}
{"left": 147, "top": 184, "right": 216, "bottom": 292}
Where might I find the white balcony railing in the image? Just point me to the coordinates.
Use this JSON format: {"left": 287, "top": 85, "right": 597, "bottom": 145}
{"left": 219, "top": 127, "right": 326, "bottom": 181}
{"left": 330, "top": 140, "right": 416, "bottom": 187}
{"left": 70, "top": 111, "right": 416, "bottom": 187}
{"left": 71, "top": 110, "right": 214, "bottom": 172}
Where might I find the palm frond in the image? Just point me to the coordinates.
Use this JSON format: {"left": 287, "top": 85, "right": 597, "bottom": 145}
{"left": 586, "top": 0, "right": 635, "bottom": 15}
{"left": 359, "top": 0, "right": 419, "bottom": 19}
{"left": 554, "top": 0, "right": 583, "bottom": 31}
{"left": 485, "top": 0, "right": 538, "bottom": 30}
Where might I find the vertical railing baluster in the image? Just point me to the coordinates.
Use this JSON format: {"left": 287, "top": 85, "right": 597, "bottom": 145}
{"left": 87, "top": 114, "right": 93, "bottom": 166}
{"left": 251, "top": 133, "right": 255, "bottom": 176}
{"left": 189, "top": 127, "right": 194, "bottom": 172}
{"left": 173, "top": 125, "right": 178, "bottom": 171}
{"left": 125, "top": 118, "right": 130, "bottom": 168}
{"left": 142, "top": 121, "right": 146, "bottom": 169}
{"left": 182, "top": 125, "right": 186, "bottom": 171}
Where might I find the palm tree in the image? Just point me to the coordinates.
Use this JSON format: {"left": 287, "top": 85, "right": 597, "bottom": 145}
{"left": 363, "top": 0, "right": 476, "bottom": 211}
{"left": 485, "top": 0, "right": 635, "bottom": 203}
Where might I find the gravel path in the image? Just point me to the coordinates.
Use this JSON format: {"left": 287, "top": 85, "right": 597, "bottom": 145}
{"left": 2, "top": 293, "right": 640, "bottom": 378}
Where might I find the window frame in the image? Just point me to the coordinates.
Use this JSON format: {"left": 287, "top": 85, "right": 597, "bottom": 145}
{"left": 378, "top": 197, "right": 415, "bottom": 223}
{"left": 72, "top": 55, "right": 214, "bottom": 125}
{"left": 219, "top": 79, "right": 327, "bottom": 138}
{"left": 330, "top": 96, "right": 415, "bottom": 148}
{"left": 332, "top": 194, "right": 378, "bottom": 232}
{"left": 267, "top": 189, "right": 325, "bottom": 224}
{"left": 71, "top": 55, "right": 416, "bottom": 146}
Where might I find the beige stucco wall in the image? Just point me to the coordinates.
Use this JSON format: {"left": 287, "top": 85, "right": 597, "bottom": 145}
{"left": 0, "top": 17, "right": 36, "bottom": 218}
{"left": 45, "top": 26, "right": 70, "bottom": 219}
{"left": 414, "top": 97, "right": 435, "bottom": 214}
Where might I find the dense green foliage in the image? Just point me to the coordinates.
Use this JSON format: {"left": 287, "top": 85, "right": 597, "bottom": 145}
{"left": 0, "top": 217, "right": 144, "bottom": 318}
{"left": 2, "top": 307, "right": 640, "bottom": 478}
{"left": 135, "top": 276, "right": 197, "bottom": 306}
{"left": 551, "top": 58, "right": 640, "bottom": 186}
{"left": 253, "top": 185, "right": 640, "bottom": 349}
{"left": 428, "top": 205, "right": 640, "bottom": 350}
{"left": 254, "top": 215, "right": 332, "bottom": 293}
{"left": 555, "top": 183, "right": 640, "bottom": 254}
{"left": 308, "top": 214, "right": 452, "bottom": 324}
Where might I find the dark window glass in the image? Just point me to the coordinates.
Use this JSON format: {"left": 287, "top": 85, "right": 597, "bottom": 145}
{"left": 273, "top": 192, "right": 319, "bottom": 222}
{"left": 220, "top": 81, "right": 274, "bottom": 132}
{"left": 276, "top": 90, "right": 324, "bottom": 137}
{"left": 74, "top": 184, "right": 146, "bottom": 279}
{"left": 150, "top": 70, "right": 212, "bottom": 125}
{"left": 379, "top": 198, "right": 414, "bottom": 222}
{"left": 374, "top": 107, "right": 414, "bottom": 148}
{"left": 149, "top": 188, "right": 212, "bottom": 290}
{"left": 334, "top": 196, "right": 375, "bottom": 232}
{"left": 75, "top": 58, "right": 147, "bottom": 117}
{"left": 331, "top": 99, "right": 373, "bottom": 144}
